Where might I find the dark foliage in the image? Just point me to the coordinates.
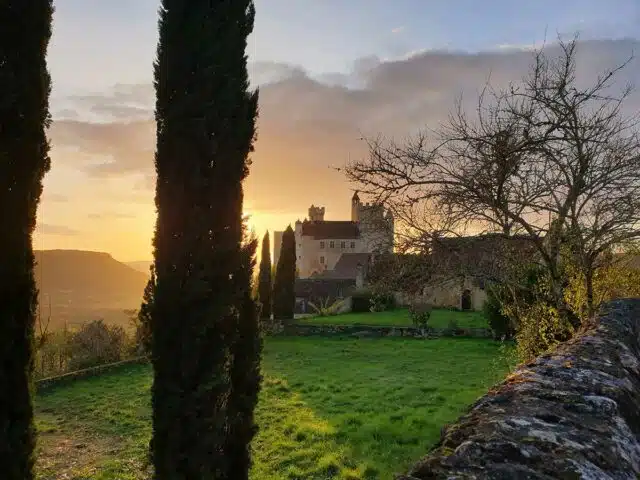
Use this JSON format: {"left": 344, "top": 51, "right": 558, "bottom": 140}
{"left": 351, "top": 290, "right": 374, "bottom": 312}
{"left": 258, "top": 231, "right": 272, "bottom": 321}
{"left": 351, "top": 288, "right": 396, "bottom": 313}
{"left": 135, "top": 266, "right": 155, "bottom": 354}
{"left": 482, "top": 285, "right": 514, "bottom": 340}
{"left": 67, "top": 320, "right": 127, "bottom": 371}
{"left": 226, "top": 235, "right": 263, "bottom": 480}
{"left": 0, "top": 2, "right": 53, "bottom": 478}
{"left": 409, "top": 302, "right": 432, "bottom": 328}
{"left": 273, "top": 225, "right": 296, "bottom": 320}
{"left": 150, "top": 1, "right": 258, "bottom": 478}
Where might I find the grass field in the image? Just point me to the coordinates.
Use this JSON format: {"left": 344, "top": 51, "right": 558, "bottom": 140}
{"left": 299, "top": 308, "right": 489, "bottom": 329}
{"left": 36, "top": 337, "right": 509, "bottom": 480}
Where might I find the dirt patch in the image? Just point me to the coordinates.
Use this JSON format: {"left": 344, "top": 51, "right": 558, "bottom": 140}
{"left": 37, "top": 431, "right": 106, "bottom": 479}
{"left": 36, "top": 426, "right": 148, "bottom": 479}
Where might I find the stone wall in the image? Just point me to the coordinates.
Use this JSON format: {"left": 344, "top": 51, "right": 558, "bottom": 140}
{"left": 36, "top": 356, "right": 148, "bottom": 391}
{"left": 398, "top": 299, "right": 640, "bottom": 479}
{"left": 278, "top": 323, "right": 492, "bottom": 339}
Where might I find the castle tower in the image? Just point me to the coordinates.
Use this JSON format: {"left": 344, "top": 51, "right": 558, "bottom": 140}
{"left": 351, "top": 191, "right": 361, "bottom": 222}
{"left": 308, "top": 205, "right": 325, "bottom": 222}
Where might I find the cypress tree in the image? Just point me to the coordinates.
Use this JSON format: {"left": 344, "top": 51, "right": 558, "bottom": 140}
{"left": 150, "top": 1, "right": 258, "bottom": 478}
{"left": 273, "top": 225, "right": 296, "bottom": 321}
{"left": 0, "top": 2, "right": 53, "bottom": 478}
{"left": 135, "top": 265, "right": 155, "bottom": 354}
{"left": 258, "top": 231, "right": 272, "bottom": 321}
{"left": 226, "top": 233, "right": 262, "bottom": 479}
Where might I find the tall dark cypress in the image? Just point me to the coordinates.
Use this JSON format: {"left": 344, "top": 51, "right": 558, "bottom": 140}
{"left": 150, "top": 1, "right": 258, "bottom": 478}
{"left": 226, "top": 233, "right": 262, "bottom": 480}
{"left": 0, "top": 2, "right": 53, "bottom": 478}
{"left": 258, "top": 231, "right": 272, "bottom": 321}
{"left": 273, "top": 225, "right": 296, "bottom": 321}
{"left": 136, "top": 265, "right": 155, "bottom": 354}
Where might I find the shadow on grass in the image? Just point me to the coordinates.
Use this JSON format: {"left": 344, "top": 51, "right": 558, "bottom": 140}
{"left": 35, "top": 337, "right": 508, "bottom": 480}
{"left": 35, "top": 362, "right": 378, "bottom": 480}
{"left": 262, "top": 336, "right": 508, "bottom": 478}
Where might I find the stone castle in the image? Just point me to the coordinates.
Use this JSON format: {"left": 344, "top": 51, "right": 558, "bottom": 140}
{"left": 274, "top": 192, "right": 394, "bottom": 279}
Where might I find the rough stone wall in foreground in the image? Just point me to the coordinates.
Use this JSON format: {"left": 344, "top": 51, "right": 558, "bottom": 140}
{"left": 398, "top": 299, "right": 640, "bottom": 480}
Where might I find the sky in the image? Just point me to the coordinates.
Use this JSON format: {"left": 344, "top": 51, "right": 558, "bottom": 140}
{"left": 36, "top": 0, "right": 640, "bottom": 262}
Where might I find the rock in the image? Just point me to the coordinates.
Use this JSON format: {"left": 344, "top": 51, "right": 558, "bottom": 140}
{"left": 400, "top": 299, "right": 640, "bottom": 479}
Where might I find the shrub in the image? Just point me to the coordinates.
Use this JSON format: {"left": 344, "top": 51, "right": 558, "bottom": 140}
{"left": 482, "top": 286, "right": 515, "bottom": 340}
{"left": 134, "top": 266, "right": 155, "bottom": 354}
{"left": 515, "top": 301, "right": 574, "bottom": 362}
{"left": 351, "top": 289, "right": 373, "bottom": 313}
{"left": 369, "top": 292, "right": 387, "bottom": 312}
{"left": 408, "top": 302, "right": 432, "bottom": 328}
{"left": 308, "top": 297, "right": 347, "bottom": 317}
{"left": 370, "top": 290, "right": 395, "bottom": 312}
{"left": 351, "top": 288, "right": 396, "bottom": 313}
{"left": 34, "top": 327, "right": 73, "bottom": 379}
{"left": 67, "top": 319, "right": 127, "bottom": 371}
{"left": 490, "top": 340, "right": 519, "bottom": 376}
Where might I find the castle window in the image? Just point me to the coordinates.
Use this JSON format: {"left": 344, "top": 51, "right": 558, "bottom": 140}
{"left": 340, "top": 241, "right": 345, "bottom": 249}
{"left": 329, "top": 241, "right": 335, "bottom": 248}
{"left": 350, "top": 241, "right": 356, "bottom": 249}
{"left": 320, "top": 241, "right": 325, "bottom": 249}
{"left": 320, "top": 256, "right": 325, "bottom": 264}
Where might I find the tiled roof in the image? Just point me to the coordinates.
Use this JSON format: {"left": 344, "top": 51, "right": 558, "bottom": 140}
{"left": 312, "top": 253, "right": 371, "bottom": 280}
{"left": 301, "top": 220, "right": 360, "bottom": 240}
{"left": 431, "top": 234, "right": 536, "bottom": 280}
{"left": 334, "top": 252, "right": 371, "bottom": 274}
{"left": 294, "top": 278, "right": 357, "bottom": 299}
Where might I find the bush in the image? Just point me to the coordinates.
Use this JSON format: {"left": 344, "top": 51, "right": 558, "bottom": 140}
{"left": 515, "top": 301, "right": 574, "bottom": 362}
{"left": 308, "top": 297, "right": 347, "bottom": 317}
{"left": 34, "top": 328, "right": 73, "bottom": 379}
{"left": 351, "top": 288, "right": 396, "bottom": 313}
{"left": 68, "top": 320, "right": 127, "bottom": 371}
{"left": 483, "top": 286, "right": 515, "bottom": 340}
{"left": 351, "top": 289, "right": 373, "bottom": 313}
{"left": 490, "top": 341, "right": 519, "bottom": 377}
{"left": 408, "top": 302, "right": 432, "bottom": 328}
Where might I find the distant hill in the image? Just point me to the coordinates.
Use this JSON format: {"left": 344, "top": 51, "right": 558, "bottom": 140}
{"left": 126, "top": 260, "right": 153, "bottom": 274}
{"left": 34, "top": 250, "right": 149, "bottom": 330}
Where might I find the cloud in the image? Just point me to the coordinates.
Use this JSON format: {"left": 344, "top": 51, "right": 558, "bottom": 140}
{"left": 391, "top": 26, "right": 405, "bottom": 34}
{"left": 87, "top": 212, "right": 137, "bottom": 220}
{"left": 47, "top": 39, "right": 640, "bottom": 216}
{"left": 42, "top": 193, "right": 69, "bottom": 202}
{"left": 49, "top": 119, "right": 155, "bottom": 176}
{"left": 36, "top": 223, "right": 80, "bottom": 236}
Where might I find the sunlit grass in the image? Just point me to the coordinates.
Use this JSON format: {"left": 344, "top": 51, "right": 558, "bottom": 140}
{"left": 36, "top": 337, "right": 507, "bottom": 479}
{"left": 300, "top": 308, "right": 489, "bottom": 329}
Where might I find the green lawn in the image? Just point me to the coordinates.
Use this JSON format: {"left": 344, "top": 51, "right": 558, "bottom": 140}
{"left": 36, "top": 337, "right": 509, "bottom": 480}
{"left": 300, "top": 308, "right": 489, "bottom": 329}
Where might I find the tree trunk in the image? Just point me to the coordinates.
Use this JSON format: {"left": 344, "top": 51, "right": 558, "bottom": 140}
{"left": 549, "top": 273, "right": 580, "bottom": 330}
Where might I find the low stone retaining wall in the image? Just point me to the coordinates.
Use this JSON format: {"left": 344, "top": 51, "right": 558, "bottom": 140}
{"left": 397, "top": 298, "right": 640, "bottom": 479}
{"left": 277, "top": 323, "right": 492, "bottom": 339}
{"left": 36, "top": 356, "right": 149, "bottom": 391}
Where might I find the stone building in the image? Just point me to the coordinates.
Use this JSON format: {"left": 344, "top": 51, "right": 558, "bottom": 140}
{"left": 274, "top": 192, "right": 394, "bottom": 279}
{"left": 422, "top": 234, "right": 535, "bottom": 311}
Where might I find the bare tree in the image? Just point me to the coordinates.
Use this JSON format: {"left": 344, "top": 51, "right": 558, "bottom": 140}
{"left": 345, "top": 36, "right": 640, "bottom": 325}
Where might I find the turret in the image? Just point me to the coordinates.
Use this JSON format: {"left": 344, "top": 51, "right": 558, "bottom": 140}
{"left": 351, "top": 191, "right": 361, "bottom": 222}
{"left": 308, "top": 205, "right": 325, "bottom": 222}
